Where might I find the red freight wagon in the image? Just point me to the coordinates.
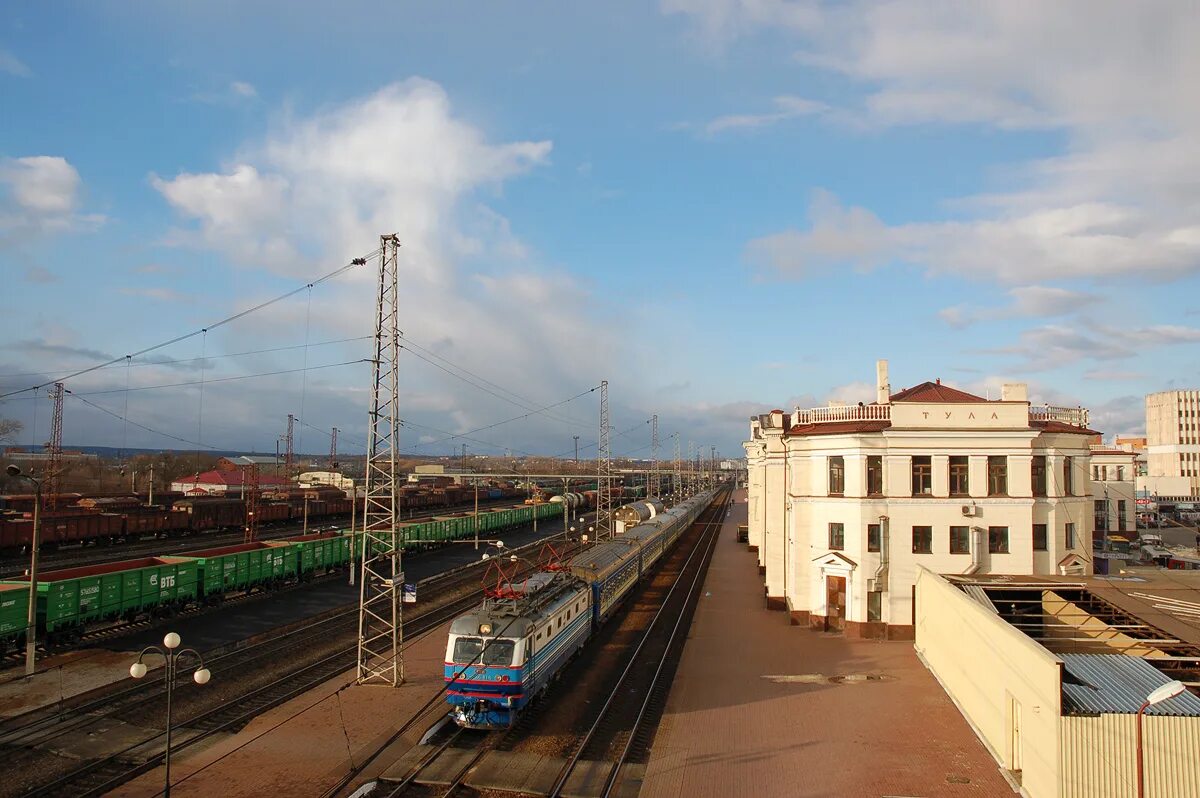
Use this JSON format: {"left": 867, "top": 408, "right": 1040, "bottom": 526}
{"left": 173, "top": 498, "right": 246, "bottom": 531}
{"left": 123, "top": 510, "right": 191, "bottom": 537}
{"left": 34, "top": 513, "right": 125, "bottom": 545}
{"left": 257, "top": 503, "right": 291, "bottom": 523}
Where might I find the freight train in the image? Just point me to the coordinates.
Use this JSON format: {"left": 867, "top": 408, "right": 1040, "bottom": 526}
{"left": 0, "top": 483, "right": 527, "bottom": 556}
{"left": 443, "top": 489, "right": 719, "bottom": 729}
{"left": 0, "top": 496, "right": 580, "bottom": 655}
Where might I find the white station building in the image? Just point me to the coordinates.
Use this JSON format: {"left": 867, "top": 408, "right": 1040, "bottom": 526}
{"left": 744, "top": 360, "right": 1099, "bottom": 640}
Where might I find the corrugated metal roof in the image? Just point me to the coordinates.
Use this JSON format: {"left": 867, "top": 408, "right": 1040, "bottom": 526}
{"left": 1061, "top": 654, "right": 1200, "bottom": 716}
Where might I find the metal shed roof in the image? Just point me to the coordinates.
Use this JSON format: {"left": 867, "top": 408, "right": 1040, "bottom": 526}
{"left": 1061, "top": 654, "right": 1200, "bottom": 716}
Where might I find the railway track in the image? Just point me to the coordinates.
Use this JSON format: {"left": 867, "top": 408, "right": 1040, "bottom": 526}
{"left": 2, "top": 533, "right": 585, "bottom": 798}
{"left": 368, "top": 489, "right": 730, "bottom": 798}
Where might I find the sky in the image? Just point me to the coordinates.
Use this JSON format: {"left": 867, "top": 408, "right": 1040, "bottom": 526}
{"left": 2, "top": 1, "right": 1199, "bottom": 462}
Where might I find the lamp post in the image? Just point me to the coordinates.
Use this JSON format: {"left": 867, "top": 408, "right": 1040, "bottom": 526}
{"left": 130, "top": 632, "right": 211, "bottom": 798}
{"left": 6, "top": 465, "right": 41, "bottom": 676}
{"left": 1136, "top": 679, "right": 1188, "bottom": 798}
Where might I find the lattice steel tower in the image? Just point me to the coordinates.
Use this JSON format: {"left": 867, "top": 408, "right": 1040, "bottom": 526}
{"left": 672, "top": 433, "right": 681, "bottom": 502}
{"left": 650, "top": 414, "right": 659, "bottom": 498}
{"left": 357, "top": 234, "right": 404, "bottom": 686}
{"left": 329, "top": 427, "right": 339, "bottom": 471}
{"left": 596, "top": 379, "right": 612, "bottom": 538}
{"left": 283, "top": 414, "right": 295, "bottom": 477}
{"left": 44, "top": 382, "right": 64, "bottom": 510}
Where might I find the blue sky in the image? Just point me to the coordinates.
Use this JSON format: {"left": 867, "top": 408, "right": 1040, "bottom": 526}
{"left": 2, "top": 1, "right": 1199, "bottom": 460}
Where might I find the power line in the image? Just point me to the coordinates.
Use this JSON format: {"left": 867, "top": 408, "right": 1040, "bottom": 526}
{"left": 398, "top": 335, "right": 593, "bottom": 431}
{"left": 0, "top": 336, "right": 374, "bottom": 379}
{"left": 68, "top": 360, "right": 368, "bottom": 397}
{"left": 407, "top": 385, "right": 600, "bottom": 452}
{"left": 0, "top": 251, "right": 376, "bottom": 400}
{"left": 68, "top": 392, "right": 219, "bottom": 450}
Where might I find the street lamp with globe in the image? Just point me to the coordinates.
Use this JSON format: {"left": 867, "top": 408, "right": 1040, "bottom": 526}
{"left": 129, "top": 632, "right": 211, "bottom": 798}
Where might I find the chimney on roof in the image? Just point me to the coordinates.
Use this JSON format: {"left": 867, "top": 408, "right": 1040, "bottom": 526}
{"left": 876, "top": 360, "right": 890, "bottom": 405}
{"left": 1001, "top": 383, "right": 1028, "bottom": 402}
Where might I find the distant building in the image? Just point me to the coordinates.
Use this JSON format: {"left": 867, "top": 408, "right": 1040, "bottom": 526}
{"left": 217, "top": 455, "right": 282, "bottom": 473}
{"left": 298, "top": 470, "right": 356, "bottom": 494}
{"left": 407, "top": 464, "right": 475, "bottom": 484}
{"left": 1089, "top": 447, "right": 1137, "bottom": 536}
{"left": 3, "top": 448, "right": 97, "bottom": 464}
{"left": 1146, "top": 390, "right": 1200, "bottom": 497}
{"left": 171, "top": 469, "right": 290, "bottom": 496}
{"left": 744, "top": 360, "right": 1098, "bottom": 640}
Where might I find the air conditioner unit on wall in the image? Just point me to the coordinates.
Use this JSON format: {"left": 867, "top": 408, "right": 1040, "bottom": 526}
{"left": 961, "top": 504, "right": 979, "bottom": 517}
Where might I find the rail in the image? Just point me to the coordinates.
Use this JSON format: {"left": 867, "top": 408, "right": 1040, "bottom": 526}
{"left": 1029, "top": 404, "right": 1090, "bottom": 428}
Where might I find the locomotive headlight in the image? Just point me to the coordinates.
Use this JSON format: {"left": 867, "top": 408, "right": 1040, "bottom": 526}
{"left": 479, "top": 623, "right": 493, "bottom": 635}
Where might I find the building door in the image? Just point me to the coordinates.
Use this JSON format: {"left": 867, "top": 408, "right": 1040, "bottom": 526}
{"left": 825, "top": 575, "right": 846, "bottom": 632}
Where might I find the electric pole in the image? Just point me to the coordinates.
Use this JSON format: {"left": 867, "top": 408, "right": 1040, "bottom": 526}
{"left": 596, "top": 380, "right": 612, "bottom": 539}
{"left": 284, "top": 414, "right": 295, "bottom": 479}
{"left": 329, "top": 427, "right": 339, "bottom": 471}
{"left": 45, "top": 382, "right": 64, "bottom": 510}
{"left": 357, "top": 235, "right": 403, "bottom": 686}
{"left": 650, "top": 414, "right": 660, "bottom": 498}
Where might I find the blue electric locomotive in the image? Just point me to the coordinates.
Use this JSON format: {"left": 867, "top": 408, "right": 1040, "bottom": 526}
{"left": 444, "top": 489, "right": 718, "bottom": 729}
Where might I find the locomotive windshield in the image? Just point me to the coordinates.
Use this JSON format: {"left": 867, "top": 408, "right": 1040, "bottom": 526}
{"left": 452, "top": 637, "right": 516, "bottom": 666}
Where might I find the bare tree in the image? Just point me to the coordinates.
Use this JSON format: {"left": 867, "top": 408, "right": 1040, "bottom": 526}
{"left": 0, "top": 417, "right": 22, "bottom": 446}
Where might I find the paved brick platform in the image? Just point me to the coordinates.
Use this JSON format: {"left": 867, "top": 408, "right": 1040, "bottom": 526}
{"left": 639, "top": 489, "right": 1015, "bottom": 798}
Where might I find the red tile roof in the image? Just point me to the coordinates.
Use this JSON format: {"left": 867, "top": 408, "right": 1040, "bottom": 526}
{"left": 177, "top": 469, "right": 291, "bottom": 487}
{"left": 787, "top": 420, "right": 892, "bottom": 437}
{"left": 1031, "top": 420, "right": 1104, "bottom": 436}
{"left": 889, "top": 381, "right": 987, "bottom": 403}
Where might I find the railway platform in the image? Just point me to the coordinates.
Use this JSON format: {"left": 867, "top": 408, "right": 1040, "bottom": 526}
{"left": 638, "top": 489, "right": 1015, "bottom": 798}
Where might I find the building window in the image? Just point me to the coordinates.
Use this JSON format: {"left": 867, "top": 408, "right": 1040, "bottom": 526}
{"left": 1063, "top": 456, "right": 1074, "bottom": 495}
{"left": 1115, "top": 466, "right": 1125, "bottom": 481}
{"left": 949, "top": 456, "right": 970, "bottom": 496}
{"left": 828, "top": 456, "right": 845, "bottom": 495}
{"left": 1117, "top": 500, "right": 1127, "bottom": 531}
{"left": 911, "top": 456, "right": 933, "bottom": 495}
{"left": 1066, "top": 522, "right": 1076, "bottom": 549}
{"left": 912, "top": 525, "right": 933, "bottom": 553}
{"left": 867, "top": 591, "right": 882, "bottom": 622}
{"left": 1032, "top": 456, "right": 1047, "bottom": 497}
{"left": 867, "top": 523, "right": 881, "bottom": 552}
{"left": 988, "top": 456, "right": 1008, "bottom": 496}
{"left": 867, "top": 455, "right": 883, "bottom": 496}
{"left": 1092, "top": 465, "right": 1101, "bottom": 480}
{"left": 950, "top": 526, "right": 970, "bottom": 554}
{"left": 829, "top": 522, "right": 845, "bottom": 551}
{"left": 1033, "top": 524, "right": 1048, "bottom": 551}
{"left": 988, "top": 526, "right": 1010, "bottom": 554}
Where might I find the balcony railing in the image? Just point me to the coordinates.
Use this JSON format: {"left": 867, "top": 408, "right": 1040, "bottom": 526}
{"left": 1029, "top": 405, "right": 1090, "bottom": 428}
{"left": 788, "top": 402, "right": 1091, "bottom": 429}
{"left": 792, "top": 404, "right": 892, "bottom": 424}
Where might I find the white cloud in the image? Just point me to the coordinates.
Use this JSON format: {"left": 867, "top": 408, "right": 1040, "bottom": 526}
{"left": 0, "top": 49, "right": 30, "bottom": 77}
{"left": 703, "top": 95, "right": 826, "bottom": 134}
{"left": 747, "top": 190, "right": 1200, "bottom": 284}
{"left": 141, "top": 78, "right": 638, "bottom": 455}
{"left": 938, "top": 285, "right": 1101, "bottom": 328}
{"left": 230, "top": 80, "right": 257, "bottom": 98}
{"left": 669, "top": 2, "right": 1200, "bottom": 285}
{"left": 0, "top": 155, "right": 104, "bottom": 240}
{"left": 118, "top": 287, "right": 188, "bottom": 302}
{"left": 984, "top": 321, "right": 1200, "bottom": 372}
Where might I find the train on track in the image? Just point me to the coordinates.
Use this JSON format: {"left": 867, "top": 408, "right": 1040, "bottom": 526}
{"left": 443, "top": 488, "right": 720, "bottom": 730}
{"left": 0, "top": 493, "right": 603, "bottom": 656}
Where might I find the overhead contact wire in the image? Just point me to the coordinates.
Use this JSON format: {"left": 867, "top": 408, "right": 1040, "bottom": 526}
{"left": 0, "top": 251, "right": 376, "bottom": 400}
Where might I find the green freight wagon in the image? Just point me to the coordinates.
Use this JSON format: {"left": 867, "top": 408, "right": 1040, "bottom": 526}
{"left": 0, "top": 583, "right": 29, "bottom": 654}
{"left": 0, "top": 556, "right": 199, "bottom": 645}
{"left": 188, "top": 541, "right": 298, "bottom": 600}
{"left": 288, "top": 531, "right": 350, "bottom": 576}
